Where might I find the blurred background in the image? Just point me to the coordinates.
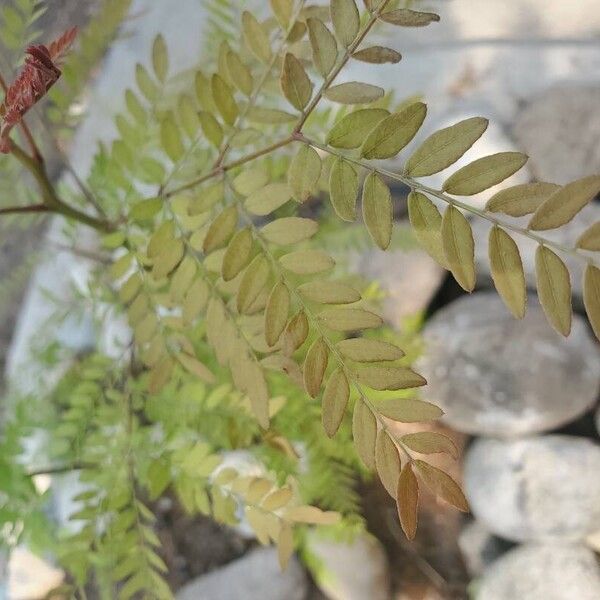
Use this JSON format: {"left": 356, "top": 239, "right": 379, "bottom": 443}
{"left": 0, "top": 1, "right": 599, "bottom": 598}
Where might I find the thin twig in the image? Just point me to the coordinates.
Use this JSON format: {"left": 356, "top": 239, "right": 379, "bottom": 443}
{"left": 0, "top": 203, "right": 50, "bottom": 215}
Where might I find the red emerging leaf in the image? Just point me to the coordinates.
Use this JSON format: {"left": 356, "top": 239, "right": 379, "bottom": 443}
{"left": 0, "top": 28, "right": 77, "bottom": 153}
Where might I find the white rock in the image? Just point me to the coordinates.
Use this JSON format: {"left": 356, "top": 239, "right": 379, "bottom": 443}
{"left": 464, "top": 436, "right": 600, "bottom": 542}
{"left": 477, "top": 543, "right": 600, "bottom": 600}
{"left": 306, "top": 532, "right": 390, "bottom": 600}
{"left": 458, "top": 520, "right": 508, "bottom": 577}
{"left": 8, "top": 547, "right": 64, "bottom": 600}
{"left": 418, "top": 292, "right": 599, "bottom": 437}
{"left": 176, "top": 547, "right": 307, "bottom": 600}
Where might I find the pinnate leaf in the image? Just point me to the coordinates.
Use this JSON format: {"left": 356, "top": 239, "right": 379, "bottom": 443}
{"left": 245, "top": 183, "right": 292, "bottom": 216}
{"left": 322, "top": 368, "right": 350, "bottom": 437}
{"left": 362, "top": 171, "right": 393, "bottom": 250}
{"left": 380, "top": 8, "right": 440, "bottom": 27}
{"left": 331, "top": 0, "right": 360, "bottom": 47}
{"left": 299, "top": 280, "right": 360, "bottom": 304}
{"left": 319, "top": 308, "right": 382, "bottom": 331}
{"left": 222, "top": 228, "right": 253, "bottom": 281}
{"left": 407, "top": 191, "right": 446, "bottom": 267}
{"left": 327, "top": 108, "right": 389, "bottom": 149}
{"left": 442, "top": 206, "right": 475, "bottom": 292}
{"left": 352, "top": 46, "right": 401, "bottom": 64}
{"left": 289, "top": 144, "right": 322, "bottom": 202}
{"left": 203, "top": 206, "right": 238, "bottom": 253}
{"left": 307, "top": 18, "right": 338, "bottom": 77}
{"left": 237, "top": 255, "right": 270, "bottom": 314}
{"left": 281, "top": 53, "right": 313, "bottom": 111}
{"left": 325, "top": 82, "right": 384, "bottom": 105}
{"left": 329, "top": 157, "right": 358, "bottom": 221}
{"left": 261, "top": 217, "right": 318, "bottom": 245}
{"left": 304, "top": 337, "right": 329, "bottom": 397}
{"left": 242, "top": 11, "right": 272, "bottom": 63}
{"left": 265, "top": 281, "right": 290, "bottom": 347}
{"left": 486, "top": 182, "right": 560, "bottom": 217}
{"left": 279, "top": 250, "right": 335, "bottom": 275}
{"left": 353, "top": 399, "right": 377, "bottom": 468}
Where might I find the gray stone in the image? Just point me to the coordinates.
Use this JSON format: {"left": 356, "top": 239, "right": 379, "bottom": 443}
{"left": 472, "top": 202, "right": 600, "bottom": 299}
{"left": 176, "top": 547, "right": 308, "bottom": 600}
{"left": 458, "top": 521, "right": 509, "bottom": 577}
{"left": 418, "top": 292, "right": 599, "bottom": 436}
{"left": 306, "top": 532, "right": 390, "bottom": 600}
{"left": 464, "top": 436, "right": 600, "bottom": 542}
{"left": 514, "top": 86, "right": 600, "bottom": 184}
{"left": 353, "top": 245, "right": 444, "bottom": 328}
{"left": 477, "top": 543, "right": 600, "bottom": 600}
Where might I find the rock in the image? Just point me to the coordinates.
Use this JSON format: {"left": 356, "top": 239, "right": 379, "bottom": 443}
{"left": 514, "top": 86, "right": 600, "bottom": 184}
{"left": 353, "top": 245, "right": 444, "bottom": 328}
{"left": 305, "top": 532, "right": 390, "bottom": 600}
{"left": 418, "top": 292, "right": 600, "bottom": 437}
{"left": 8, "top": 547, "right": 64, "bottom": 600}
{"left": 472, "top": 202, "right": 600, "bottom": 299}
{"left": 477, "top": 543, "right": 600, "bottom": 600}
{"left": 464, "top": 435, "right": 600, "bottom": 542}
{"left": 458, "top": 521, "right": 511, "bottom": 577}
{"left": 176, "top": 547, "right": 308, "bottom": 600}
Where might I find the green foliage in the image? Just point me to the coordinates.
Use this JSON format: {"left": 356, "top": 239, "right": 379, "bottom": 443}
{"left": 0, "top": 0, "right": 599, "bottom": 594}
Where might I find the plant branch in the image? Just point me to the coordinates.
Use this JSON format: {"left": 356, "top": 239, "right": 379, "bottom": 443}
{"left": 27, "top": 461, "right": 95, "bottom": 477}
{"left": 299, "top": 134, "right": 600, "bottom": 269}
{"left": 294, "top": 0, "right": 393, "bottom": 133}
{"left": 0, "top": 203, "right": 50, "bottom": 215}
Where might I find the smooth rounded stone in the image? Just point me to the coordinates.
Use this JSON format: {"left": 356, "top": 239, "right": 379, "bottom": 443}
{"left": 418, "top": 292, "right": 600, "bottom": 436}
{"left": 458, "top": 520, "right": 511, "bottom": 577}
{"left": 513, "top": 86, "right": 600, "bottom": 184}
{"left": 472, "top": 202, "right": 600, "bottom": 299}
{"left": 306, "top": 532, "right": 390, "bottom": 600}
{"left": 464, "top": 436, "right": 600, "bottom": 542}
{"left": 477, "top": 543, "right": 600, "bottom": 600}
{"left": 176, "top": 547, "right": 307, "bottom": 600}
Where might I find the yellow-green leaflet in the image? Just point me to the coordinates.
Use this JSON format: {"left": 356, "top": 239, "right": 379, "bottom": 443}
{"left": 443, "top": 152, "right": 528, "bottom": 196}
{"left": 203, "top": 206, "right": 238, "bottom": 253}
{"left": 405, "top": 117, "right": 488, "bottom": 177}
{"left": 329, "top": 158, "right": 358, "bottom": 221}
{"left": 325, "top": 82, "right": 384, "bottom": 105}
{"left": 265, "top": 281, "right": 290, "bottom": 347}
{"left": 136, "top": 63, "right": 158, "bottom": 102}
{"left": 232, "top": 168, "right": 268, "bottom": 196}
{"left": 279, "top": 250, "right": 335, "bottom": 275}
{"left": 270, "top": 0, "right": 293, "bottom": 27}
{"left": 178, "top": 95, "right": 200, "bottom": 139}
{"left": 379, "top": 8, "right": 440, "bottom": 27}
{"left": 361, "top": 102, "right": 427, "bottom": 159}
{"left": 288, "top": 144, "right": 322, "bottom": 202}
{"left": 407, "top": 191, "right": 446, "bottom": 267}
{"left": 528, "top": 175, "right": 600, "bottom": 231}
{"left": 355, "top": 365, "right": 426, "bottom": 391}
{"left": 318, "top": 308, "right": 382, "bottom": 331}
{"left": 242, "top": 11, "right": 271, "bottom": 63}
{"left": 352, "top": 400, "right": 377, "bottom": 469}
{"left": 414, "top": 460, "right": 468, "bottom": 512}
{"left": 576, "top": 222, "right": 600, "bottom": 251}
{"left": 261, "top": 217, "right": 318, "bottom": 245}
{"left": 298, "top": 280, "right": 360, "bottom": 304}
{"left": 583, "top": 265, "right": 600, "bottom": 341}
{"left": 330, "top": 0, "right": 360, "bottom": 47}
{"left": 535, "top": 245, "right": 572, "bottom": 336}
{"left": 153, "top": 239, "right": 184, "bottom": 279}
{"left": 189, "top": 181, "right": 225, "bottom": 215}
{"left": 212, "top": 74, "right": 238, "bottom": 126}
{"left": 326, "top": 108, "right": 389, "bottom": 149}
{"left": 152, "top": 34, "right": 168, "bottom": 82}
{"left": 362, "top": 171, "right": 392, "bottom": 250}
{"left": 176, "top": 353, "right": 215, "bottom": 384}
{"left": 246, "top": 107, "right": 296, "bottom": 124}
{"left": 337, "top": 338, "right": 404, "bottom": 362}
{"left": 280, "top": 53, "right": 313, "bottom": 111}
{"left": 485, "top": 182, "right": 560, "bottom": 217}
{"left": 282, "top": 310, "right": 309, "bottom": 354}
{"left": 199, "top": 111, "right": 223, "bottom": 148}
{"left": 237, "top": 255, "right": 270, "bottom": 314}
{"left": 307, "top": 18, "right": 338, "bottom": 77}
{"left": 226, "top": 50, "right": 253, "bottom": 96}
{"left": 374, "top": 397, "right": 442, "bottom": 422}
{"left": 397, "top": 463, "right": 419, "bottom": 540}
{"left": 322, "top": 368, "right": 349, "bottom": 438}
{"left": 245, "top": 183, "right": 292, "bottom": 216}
{"left": 303, "top": 337, "right": 329, "bottom": 397}
{"left": 375, "top": 430, "right": 401, "bottom": 497}
{"left": 352, "top": 46, "right": 401, "bottom": 64}
{"left": 488, "top": 226, "right": 526, "bottom": 319}
{"left": 442, "top": 206, "right": 476, "bottom": 291}
{"left": 160, "top": 115, "right": 184, "bottom": 162}
{"left": 222, "top": 228, "right": 253, "bottom": 281}
{"left": 401, "top": 432, "right": 458, "bottom": 459}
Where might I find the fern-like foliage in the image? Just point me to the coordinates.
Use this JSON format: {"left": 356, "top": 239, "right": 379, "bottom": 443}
{"left": 0, "top": 0, "right": 599, "bottom": 591}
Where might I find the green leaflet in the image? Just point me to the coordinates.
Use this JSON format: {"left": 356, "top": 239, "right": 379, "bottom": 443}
{"left": 222, "top": 228, "right": 254, "bottom": 281}
{"left": 361, "top": 102, "right": 427, "bottom": 159}
{"left": 535, "top": 245, "right": 572, "bottom": 336}
{"left": 242, "top": 11, "right": 271, "bottom": 63}
{"left": 212, "top": 74, "right": 238, "bottom": 126}
{"left": 288, "top": 144, "right": 322, "bottom": 202}
{"left": 407, "top": 191, "right": 446, "bottom": 267}
{"left": 488, "top": 226, "right": 526, "bottom": 319}
{"left": 261, "top": 217, "right": 319, "bottom": 245}
{"left": 337, "top": 338, "right": 404, "bottom": 362}
{"left": 379, "top": 8, "right": 440, "bottom": 27}
{"left": 279, "top": 250, "right": 335, "bottom": 275}
{"left": 325, "top": 82, "right": 384, "bottom": 105}
{"left": 443, "top": 152, "right": 528, "bottom": 196}
{"left": 354, "top": 365, "right": 426, "bottom": 391}
{"left": 405, "top": 117, "right": 488, "bottom": 177}
{"left": 326, "top": 108, "right": 390, "bottom": 149}
{"left": 352, "top": 46, "right": 401, "bottom": 64}
{"left": 486, "top": 182, "right": 560, "bottom": 217}
{"left": 307, "top": 17, "right": 338, "bottom": 77}
{"left": 318, "top": 307, "right": 382, "bottom": 331}
{"left": 322, "top": 368, "right": 349, "bottom": 438}
{"left": 152, "top": 34, "right": 168, "bottom": 82}
{"left": 441, "top": 206, "right": 476, "bottom": 292}
{"left": 362, "top": 171, "right": 393, "bottom": 250}
{"left": 245, "top": 183, "right": 292, "bottom": 216}
{"left": 237, "top": 255, "right": 271, "bottom": 314}
{"left": 329, "top": 158, "right": 358, "bottom": 221}
{"left": 576, "top": 222, "right": 600, "bottom": 251}
{"left": 304, "top": 337, "right": 329, "bottom": 397}
{"left": 528, "top": 176, "right": 600, "bottom": 231}
{"left": 375, "top": 430, "right": 400, "bottom": 497}
{"left": 265, "top": 281, "right": 290, "bottom": 347}
{"left": 298, "top": 280, "right": 361, "bottom": 304}
{"left": 583, "top": 265, "right": 600, "bottom": 341}
{"left": 280, "top": 53, "right": 313, "bottom": 111}
{"left": 331, "top": 0, "right": 360, "bottom": 47}
{"left": 352, "top": 400, "right": 377, "bottom": 469}
{"left": 160, "top": 114, "right": 184, "bottom": 162}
